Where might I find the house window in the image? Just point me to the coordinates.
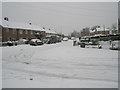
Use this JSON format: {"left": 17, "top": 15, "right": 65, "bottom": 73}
{"left": 31, "top": 31, "right": 33, "bottom": 34}
{"left": 7, "top": 37, "right": 12, "bottom": 41}
{"left": 19, "top": 30, "right": 23, "bottom": 34}
{"left": 6, "top": 28, "right": 9, "bottom": 32}
{"left": 12, "top": 29, "right": 16, "bottom": 34}
{"left": 12, "top": 38, "right": 16, "bottom": 41}
{"left": 9, "top": 28, "right": 13, "bottom": 33}
{"left": 25, "top": 30, "right": 28, "bottom": 34}
{"left": 7, "top": 37, "right": 10, "bottom": 41}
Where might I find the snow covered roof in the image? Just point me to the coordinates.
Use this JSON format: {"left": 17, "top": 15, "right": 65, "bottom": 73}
{"left": 45, "top": 29, "right": 56, "bottom": 34}
{"left": 2, "top": 21, "right": 45, "bottom": 31}
{"left": 96, "top": 27, "right": 110, "bottom": 31}
{"left": 2, "top": 21, "right": 57, "bottom": 34}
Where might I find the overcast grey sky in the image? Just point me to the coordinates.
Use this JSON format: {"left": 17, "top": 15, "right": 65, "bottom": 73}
{"left": 2, "top": 2, "right": 118, "bottom": 34}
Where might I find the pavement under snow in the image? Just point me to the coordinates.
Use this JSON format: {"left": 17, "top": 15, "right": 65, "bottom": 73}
{"left": 2, "top": 40, "right": 118, "bottom": 88}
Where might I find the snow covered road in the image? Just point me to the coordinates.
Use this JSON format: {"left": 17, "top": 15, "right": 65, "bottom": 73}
{"left": 2, "top": 40, "right": 118, "bottom": 88}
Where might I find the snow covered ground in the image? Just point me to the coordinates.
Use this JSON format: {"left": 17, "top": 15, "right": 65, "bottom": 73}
{"left": 2, "top": 40, "right": 118, "bottom": 88}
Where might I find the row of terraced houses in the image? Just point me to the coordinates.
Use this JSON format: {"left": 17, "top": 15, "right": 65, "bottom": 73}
{"left": 0, "top": 21, "right": 59, "bottom": 42}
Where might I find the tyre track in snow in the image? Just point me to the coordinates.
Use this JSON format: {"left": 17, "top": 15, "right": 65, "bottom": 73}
{"left": 4, "top": 66, "right": 118, "bottom": 83}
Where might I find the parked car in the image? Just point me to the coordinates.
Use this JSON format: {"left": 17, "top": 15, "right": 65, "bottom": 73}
{"left": 42, "top": 38, "right": 49, "bottom": 44}
{"left": 73, "top": 38, "right": 80, "bottom": 46}
{"left": 6, "top": 41, "right": 18, "bottom": 46}
{"left": 110, "top": 40, "right": 120, "bottom": 50}
{"left": 42, "top": 36, "right": 52, "bottom": 44}
{"left": 80, "top": 43, "right": 85, "bottom": 48}
{"left": 18, "top": 39, "right": 28, "bottom": 44}
{"left": 50, "top": 36, "right": 57, "bottom": 43}
{"left": 71, "top": 37, "right": 75, "bottom": 40}
{"left": 7, "top": 41, "right": 14, "bottom": 46}
{"left": 13, "top": 41, "right": 18, "bottom": 46}
{"left": 56, "top": 36, "right": 62, "bottom": 42}
{"left": 63, "top": 37, "right": 68, "bottom": 41}
{"left": 43, "top": 36, "right": 59, "bottom": 44}
{"left": 79, "top": 38, "right": 102, "bottom": 49}
{"left": 30, "top": 39, "right": 43, "bottom": 46}
{"left": 79, "top": 38, "right": 90, "bottom": 45}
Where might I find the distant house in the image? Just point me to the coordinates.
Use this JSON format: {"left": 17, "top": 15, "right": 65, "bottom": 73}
{"left": 0, "top": 21, "right": 57, "bottom": 42}
{"left": 90, "top": 25, "right": 120, "bottom": 36}
{"left": 44, "top": 28, "right": 57, "bottom": 36}
{"left": 90, "top": 27, "right": 110, "bottom": 36}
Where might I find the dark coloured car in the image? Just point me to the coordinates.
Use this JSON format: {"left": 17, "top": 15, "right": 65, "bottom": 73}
{"left": 79, "top": 38, "right": 102, "bottom": 49}
{"left": 43, "top": 36, "right": 58, "bottom": 44}
{"left": 7, "top": 41, "right": 14, "bottom": 46}
{"left": 6, "top": 41, "right": 18, "bottom": 46}
{"left": 56, "top": 36, "right": 62, "bottom": 42}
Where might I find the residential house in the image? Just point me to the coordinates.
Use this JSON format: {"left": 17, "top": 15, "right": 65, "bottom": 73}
{"left": 1, "top": 21, "right": 57, "bottom": 42}
{"left": 0, "top": 25, "right": 2, "bottom": 42}
{"left": 90, "top": 27, "right": 110, "bottom": 36}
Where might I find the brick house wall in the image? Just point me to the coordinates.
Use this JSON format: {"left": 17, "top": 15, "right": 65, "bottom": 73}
{"left": 2, "top": 27, "right": 43, "bottom": 42}
{"left": 45, "top": 33, "right": 58, "bottom": 37}
{"left": 0, "top": 25, "right": 2, "bottom": 42}
{"left": 96, "top": 31, "right": 109, "bottom": 35}
{"left": 90, "top": 33, "right": 95, "bottom": 36}
{"left": 40, "top": 31, "right": 46, "bottom": 39}
{"left": 118, "top": 20, "right": 120, "bottom": 34}
{"left": 111, "top": 30, "right": 118, "bottom": 34}
{"left": 2, "top": 27, "right": 18, "bottom": 42}
{"left": 1, "top": 26, "right": 57, "bottom": 42}
{"left": 90, "top": 30, "right": 109, "bottom": 36}
{"left": 17, "top": 29, "right": 36, "bottom": 40}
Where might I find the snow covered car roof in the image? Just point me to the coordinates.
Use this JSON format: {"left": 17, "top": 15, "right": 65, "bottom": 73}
{"left": 31, "top": 39, "right": 42, "bottom": 42}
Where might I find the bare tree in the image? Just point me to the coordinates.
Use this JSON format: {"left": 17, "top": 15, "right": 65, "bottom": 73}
{"left": 70, "top": 30, "right": 80, "bottom": 38}
{"left": 80, "top": 27, "right": 90, "bottom": 37}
